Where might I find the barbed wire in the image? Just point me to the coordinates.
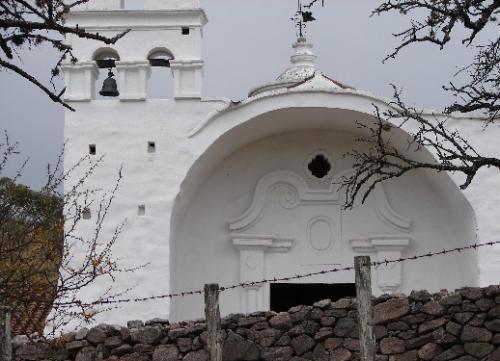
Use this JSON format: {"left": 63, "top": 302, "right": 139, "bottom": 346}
{"left": 54, "top": 240, "right": 500, "bottom": 308}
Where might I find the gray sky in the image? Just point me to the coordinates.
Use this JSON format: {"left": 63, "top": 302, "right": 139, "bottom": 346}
{"left": 0, "top": 0, "right": 479, "bottom": 189}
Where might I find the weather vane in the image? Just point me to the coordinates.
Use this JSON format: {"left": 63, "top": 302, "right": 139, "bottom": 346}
{"left": 291, "top": 0, "right": 324, "bottom": 37}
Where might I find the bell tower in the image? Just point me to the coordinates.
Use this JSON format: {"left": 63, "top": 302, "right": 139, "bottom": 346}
{"left": 61, "top": 0, "right": 212, "bottom": 325}
{"left": 62, "top": 0, "right": 207, "bottom": 100}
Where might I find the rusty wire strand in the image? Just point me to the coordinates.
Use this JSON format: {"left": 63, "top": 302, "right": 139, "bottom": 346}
{"left": 53, "top": 240, "right": 500, "bottom": 308}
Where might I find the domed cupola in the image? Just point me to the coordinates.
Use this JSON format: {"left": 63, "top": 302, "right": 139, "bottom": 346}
{"left": 249, "top": 37, "right": 354, "bottom": 98}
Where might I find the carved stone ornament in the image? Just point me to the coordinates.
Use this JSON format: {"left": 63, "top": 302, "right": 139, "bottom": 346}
{"left": 350, "top": 237, "right": 411, "bottom": 293}
{"left": 228, "top": 171, "right": 412, "bottom": 313}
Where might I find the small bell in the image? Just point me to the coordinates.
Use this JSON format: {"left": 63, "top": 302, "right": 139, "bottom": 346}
{"left": 99, "top": 69, "right": 119, "bottom": 97}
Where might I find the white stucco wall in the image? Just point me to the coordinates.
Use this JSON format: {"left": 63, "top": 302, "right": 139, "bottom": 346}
{"left": 63, "top": 88, "right": 500, "bottom": 326}
{"left": 170, "top": 126, "right": 477, "bottom": 321}
{"left": 61, "top": 2, "right": 500, "bottom": 327}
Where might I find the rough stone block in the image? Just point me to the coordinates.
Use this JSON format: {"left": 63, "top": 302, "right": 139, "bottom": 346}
{"left": 182, "top": 349, "right": 208, "bottom": 361}
{"left": 111, "top": 344, "right": 133, "bottom": 356}
{"left": 461, "top": 325, "right": 492, "bottom": 342}
{"left": 419, "top": 318, "right": 447, "bottom": 334}
{"left": 485, "top": 320, "right": 500, "bottom": 332}
{"left": 328, "top": 347, "right": 352, "bottom": 361}
{"left": 152, "top": 345, "right": 179, "bottom": 361}
{"left": 270, "top": 313, "right": 293, "bottom": 331}
{"left": 374, "top": 298, "right": 410, "bottom": 324}
{"left": 434, "top": 345, "right": 465, "bottom": 361}
{"left": 87, "top": 327, "right": 107, "bottom": 345}
{"left": 333, "top": 318, "right": 357, "bottom": 337}
{"left": 260, "top": 346, "right": 293, "bottom": 361}
{"left": 323, "top": 337, "right": 343, "bottom": 350}
{"left": 388, "top": 350, "right": 417, "bottom": 361}
{"left": 458, "top": 287, "right": 484, "bottom": 301}
{"left": 464, "top": 342, "right": 495, "bottom": 358}
{"left": 291, "top": 334, "right": 315, "bottom": 355}
{"left": 380, "top": 337, "right": 406, "bottom": 355}
{"left": 104, "top": 336, "right": 123, "bottom": 349}
{"left": 417, "top": 343, "right": 441, "bottom": 360}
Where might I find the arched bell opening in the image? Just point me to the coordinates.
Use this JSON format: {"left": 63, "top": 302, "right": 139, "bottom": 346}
{"left": 168, "top": 106, "right": 478, "bottom": 322}
{"left": 92, "top": 48, "right": 121, "bottom": 99}
{"left": 146, "top": 48, "right": 175, "bottom": 99}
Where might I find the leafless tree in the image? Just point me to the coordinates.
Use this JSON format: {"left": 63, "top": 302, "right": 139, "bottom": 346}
{"left": 0, "top": 0, "right": 127, "bottom": 111}
{"left": 0, "top": 134, "right": 140, "bottom": 336}
{"left": 339, "top": 0, "right": 500, "bottom": 207}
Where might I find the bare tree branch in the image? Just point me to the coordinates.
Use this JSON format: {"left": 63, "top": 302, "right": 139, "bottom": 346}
{"left": 0, "top": 134, "right": 144, "bottom": 336}
{"left": 0, "top": 0, "right": 129, "bottom": 111}
{"left": 373, "top": 0, "right": 500, "bottom": 120}
{"left": 340, "top": 87, "right": 500, "bottom": 208}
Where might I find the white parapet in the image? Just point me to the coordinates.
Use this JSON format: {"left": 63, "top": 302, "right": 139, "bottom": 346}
{"left": 116, "top": 61, "right": 151, "bottom": 101}
{"left": 71, "top": 0, "right": 124, "bottom": 11}
{"left": 61, "top": 62, "right": 99, "bottom": 101}
{"left": 144, "top": 0, "right": 200, "bottom": 9}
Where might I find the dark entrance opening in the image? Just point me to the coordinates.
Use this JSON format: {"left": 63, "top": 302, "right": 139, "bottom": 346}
{"left": 270, "top": 283, "right": 356, "bottom": 312}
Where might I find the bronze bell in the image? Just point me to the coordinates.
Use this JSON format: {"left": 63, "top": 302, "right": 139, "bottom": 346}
{"left": 99, "top": 69, "right": 119, "bottom": 97}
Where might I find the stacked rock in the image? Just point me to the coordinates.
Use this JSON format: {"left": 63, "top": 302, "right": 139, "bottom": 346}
{"left": 12, "top": 286, "right": 500, "bottom": 361}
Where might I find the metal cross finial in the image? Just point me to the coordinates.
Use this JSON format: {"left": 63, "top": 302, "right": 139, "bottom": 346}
{"left": 291, "top": 0, "right": 324, "bottom": 38}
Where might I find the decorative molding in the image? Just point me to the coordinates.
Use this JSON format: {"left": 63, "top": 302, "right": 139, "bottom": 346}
{"left": 229, "top": 170, "right": 413, "bottom": 311}
{"left": 374, "top": 186, "right": 412, "bottom": 233}
{"left": 306, "top": 216, "right": 336, "bottom": 253}
{"left": 228, "top": 171, "right": 339, "bottom": 232}
{"left": 230, "top": 170, "right": 411, "bottom": 234}
{"left": 333, "top": 169, "right": 412, "bottom": 233}
{"left": 231, "top": 234, "right": 293, "bottom": 314}
{"left": 66, "top": 10, "right": 208, "bottom": 30}
{"left": 304, "top": 149, "right": 334, "bottom": 180}
{"left": 350, "top": 236, "right": 410, "bottom": 293}
{"left": 232, "top": 233, "right": 293, "bottom": 253}
{"left": 350, "top": 237, "right": 410, "bottom": 252}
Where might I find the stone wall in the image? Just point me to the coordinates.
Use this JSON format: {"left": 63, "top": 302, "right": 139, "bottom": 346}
{"left": 13, "top": 286, "right": 500, "bottom": 361}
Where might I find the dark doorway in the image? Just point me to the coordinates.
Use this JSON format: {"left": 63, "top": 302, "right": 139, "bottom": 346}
{"left": 270, "top": 283, "right": 356, "bottom": 312}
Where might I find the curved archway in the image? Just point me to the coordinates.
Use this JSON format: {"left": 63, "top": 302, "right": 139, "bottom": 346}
{"left": 146, "top": 46, "right": 175, "bottom": 98}
{"left": 169, "top": 101, "right": 477, "bottom": 321}
{"left": 147, "top": 47, "right": 174, "bottom": 63}
{"left": 92, "top": 47, "right": 120, "bottom": 62}
{"left": 145, "top": 42, "right": 179, "bottom": 62}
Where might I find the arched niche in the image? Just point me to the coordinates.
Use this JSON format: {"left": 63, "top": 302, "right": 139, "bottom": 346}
{"left": 147, "top": 48, "right": 175, "bottom": 66}
{"left": 91, "top": 48, "right": 121, "bottom": 99}
{"left": 92, "top": 47, "right": 121, "bottom": 64}
{"left": 168, "top": 106, "right": 478, "bottom": 322}
{"left": 146, "top": 47, "right": 175, "bottom": 99}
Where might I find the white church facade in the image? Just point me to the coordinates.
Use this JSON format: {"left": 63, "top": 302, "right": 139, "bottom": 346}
{"left": 62, "top": 0, "right": 500, "bottom": 325}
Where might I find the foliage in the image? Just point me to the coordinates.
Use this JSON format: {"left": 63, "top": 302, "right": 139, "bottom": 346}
{"left": 0, "top": 134, "right": 135, "bottom": 336}
{"left": 0, "top": 176, "right": 63, "bottom": 334}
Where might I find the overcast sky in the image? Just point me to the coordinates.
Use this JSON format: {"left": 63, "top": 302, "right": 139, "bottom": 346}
{"left": 0, "top": 0, "right": 480, "bottom": 189}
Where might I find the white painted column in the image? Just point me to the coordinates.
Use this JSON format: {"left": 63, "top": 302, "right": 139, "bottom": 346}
{"left": 232, "top": 235, "right": 293, "bottom": 313}
{"left": 170, "top": 60, "right": 203, "bottom": 99}
{"left": 350, "top": 237, "right": 410, "bottom": 293}
{"left": 116, "top": 61, "right": 151, "bottom": 101}
{"left": 233, "top": 239, "right": 271, "bottom": 313}
{"left": 61, "top": 62, "right": 99, "bottom": 101}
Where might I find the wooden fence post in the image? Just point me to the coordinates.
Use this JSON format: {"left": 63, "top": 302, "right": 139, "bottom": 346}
{"left": 0, "top": 306, "right": 12, "bottom": 361}
{"left": 204, "top": 284, "right": 222, "bottom": 361}
{"left": 355, "top": 256, "right": 375, "bottom": 361}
